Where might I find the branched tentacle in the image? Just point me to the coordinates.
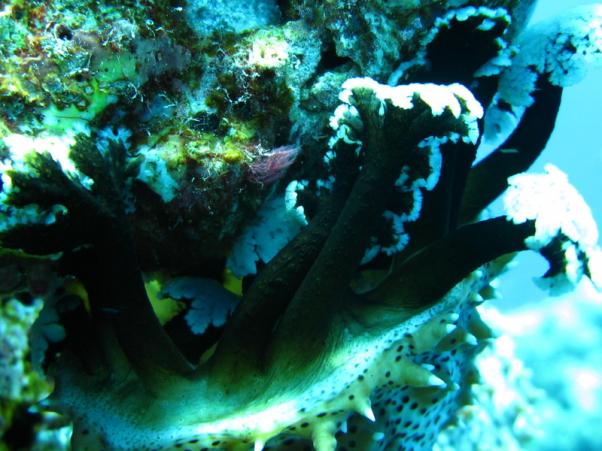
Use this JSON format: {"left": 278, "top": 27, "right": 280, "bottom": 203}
{"left": 1, "top": 135, "right": 193, "bottom": 385}
{"left": 266, "top": 80, "right": 482, "bottom": 371}
{"left": 208, "top": 157, "right": 358, "bottom": 377}
{"left": 398, "top": 139, "right": 477, "bottom": 262}
{"left": 368, "top": 216, "right": 534, "bottom": 308}
{"left": 461, "top": 76, "right": 563, "bottom": 223}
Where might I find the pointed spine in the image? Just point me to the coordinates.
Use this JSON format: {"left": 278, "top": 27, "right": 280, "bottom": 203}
{"left": 312, "top": 421, "right": 338, "bottom": 451}
{"left": 398, "top": 360, "right": 446, "bottom": 388}
{"left": 437, "top": 327, "right": 481, "bottom": 351}
{"left": 467, "top": 312, "right": 496, "bottom": 339}
{"left": 413, "top": 312, "right": 460, "bottom": 353}
{"left": 254, "top": 438, "right": 265, "bottom": 451}
{"left": 348, "top": 395, "right": 376, "bottom": 422}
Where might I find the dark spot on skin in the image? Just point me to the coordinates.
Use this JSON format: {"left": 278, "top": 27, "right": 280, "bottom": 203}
{"left": 301, "top": 422, "right": 310, "bottom": 428}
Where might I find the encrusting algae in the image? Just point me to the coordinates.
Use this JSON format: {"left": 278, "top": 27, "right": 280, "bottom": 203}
{"left": 0, "top": 0, "right": 601, "bottom": 450}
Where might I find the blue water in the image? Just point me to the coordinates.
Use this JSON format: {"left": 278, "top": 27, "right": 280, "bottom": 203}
{"left": 498, "top": 0, "right": 602, "bottom": 309}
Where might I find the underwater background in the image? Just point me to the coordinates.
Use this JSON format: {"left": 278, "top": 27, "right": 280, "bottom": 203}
{"left": 479, "top": 2, "right": 602, "bottom": 450}
{"left": 485, "top": 3, "right": 602, "bottom": 451}
{"left": 0, "top": 0, "right": 601, "bottom": 450}
{"left": 499, "top": 0, "right": 602, "bottom": 306}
